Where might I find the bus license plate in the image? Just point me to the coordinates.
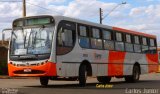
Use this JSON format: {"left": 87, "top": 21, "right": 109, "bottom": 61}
{"left": 24, "top": 68, "right": 32, "bottom": 72}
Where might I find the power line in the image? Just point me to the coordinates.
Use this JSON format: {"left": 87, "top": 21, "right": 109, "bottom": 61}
{"left": 99, "top": 2, "right": 126, "bottom": 24}
{"left": 103, "top": 2, "right": 126, "bottom": 20}
{"left": 0, "top": 0, "right": 63, "bottom": 15}
{"left": 0, "top": 1, "right": 21, "bottom": 2}
{"left": 26, "top": 2, "right": 62, "bottom": 15}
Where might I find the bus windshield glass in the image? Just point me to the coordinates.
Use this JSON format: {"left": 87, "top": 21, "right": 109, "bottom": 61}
{"left": 10, "top": 26, "right": 54, "bottom": 60}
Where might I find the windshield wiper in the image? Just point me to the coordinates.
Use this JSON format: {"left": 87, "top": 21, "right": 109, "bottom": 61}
{"left": 18, "top": 57, "right": 38, "bottom": 60}
{"left": 12, "top": 31, "right": 17, "bottom": 38}
{"left": 11, "top": 54, "right": 38, "bottom": 60}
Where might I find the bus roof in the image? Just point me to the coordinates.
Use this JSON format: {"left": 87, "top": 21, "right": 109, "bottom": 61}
{"left": 13, "top": 15, "right": 156, "bottom": 39}
{"left": 2, "top": 28, "right": 12, "bottom": 31}
{"left": 54, "top": 15, "right": 156, "bottom": 39}
{"left": 113, "top": 27, "right": 156, "bottom": 39}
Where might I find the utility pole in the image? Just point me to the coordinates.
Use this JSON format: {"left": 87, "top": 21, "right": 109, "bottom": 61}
{"left": 99, "top": 8, "right": 103, "bottom": 24}
{"left": 0, "top": 1, "right": 26, "bottom": 17}
{"left": 99, "top": 2, "right": 126, "bottom": 24}
{"left": 23, "top": 0, "right": 26, "bottom": 17}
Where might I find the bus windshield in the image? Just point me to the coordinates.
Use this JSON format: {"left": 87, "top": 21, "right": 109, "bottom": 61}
{"left": 10, "top": 26, "right": 54, "bottom": 60}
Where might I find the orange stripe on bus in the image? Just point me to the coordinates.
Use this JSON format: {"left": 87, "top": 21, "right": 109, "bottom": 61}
{"left": 146, "top": 53, "right": 159, "bottom": 73}
{"left": 108, "top": 51, "right": 126, "bottom": 76}
{"left": 113, "top": 27, "right": 156, "bottom": 39}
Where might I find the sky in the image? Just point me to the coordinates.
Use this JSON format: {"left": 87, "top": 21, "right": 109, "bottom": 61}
{"left": 0, "top": 0, "right": 160, "bottom": 43}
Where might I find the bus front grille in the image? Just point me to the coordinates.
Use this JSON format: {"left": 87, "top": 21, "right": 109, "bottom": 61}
{"left": 13, "top": 70, "right": 45, "bottom": 74}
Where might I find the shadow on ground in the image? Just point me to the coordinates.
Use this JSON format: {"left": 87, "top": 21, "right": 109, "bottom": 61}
{"left": 24, "top": 80, "right": 160, "bottom": 89}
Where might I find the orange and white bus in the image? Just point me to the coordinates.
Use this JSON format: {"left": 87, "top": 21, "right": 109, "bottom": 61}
{"left": 8, "top": 15, "right": 158, "bottom": 86}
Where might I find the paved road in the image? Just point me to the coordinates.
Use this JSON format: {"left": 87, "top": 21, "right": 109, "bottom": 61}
{"left": 0, "top": 73, "right": 160, "bottom": 94}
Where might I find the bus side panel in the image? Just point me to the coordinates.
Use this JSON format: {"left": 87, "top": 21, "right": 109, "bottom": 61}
{"left": 91, "top": 64, "right": 97, "bottom": 76}
{"left": 123, "top": 53, "right": 149, "bottom": 75}
{"left": 56, "top": 56, "right": 80, "bottom": 77}
{"left": 123, "top": 53, "right": 135, "bottom": 75}
{"left": 108, "top": 51, "right": 126, "bottom": 76}
{"left": 95, "top": 50, "right": 109, "bottom": 76}
{"left": 97, "top": 64, "right": 108, "bottom": 76}
{"left": 140, "top": 55, "right": 149, "bottom": 74}
{"left": 56, "top": 41, "right": 82, "bottom": 77}
{"left": 146, "top": 53, "right": 159, "bottom": 73}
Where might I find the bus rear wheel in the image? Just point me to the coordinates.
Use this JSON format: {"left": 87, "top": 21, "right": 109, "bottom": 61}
{"left": 125, "top": 65, "right": 140, "bottom": 83}
{"left": 79, "top": 65, "right": 87, "bottom": 87}
{"left": 97, "top": 76, "right": 111, "bottom": 83}
{"left": 40, "top": 77, "right": 49, "bottom": 86}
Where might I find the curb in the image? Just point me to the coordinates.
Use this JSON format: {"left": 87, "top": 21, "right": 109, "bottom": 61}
{"left": 0, "top": 76, "right": 10, "bottom": 79}
{"left": 0, "top": 76, "right": 38, "bottom": 79}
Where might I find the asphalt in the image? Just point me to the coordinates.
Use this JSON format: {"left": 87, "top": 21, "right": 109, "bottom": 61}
{"left": 0, "top": 75, "right": 38, "bottom": 79}
{"left": 0, "top": 73, "right": 160, "bottom": 94}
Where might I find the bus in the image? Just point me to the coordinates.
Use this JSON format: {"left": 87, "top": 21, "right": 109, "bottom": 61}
{"left": 8, "top": 15, "right": 158, "bottom": 86}
{"left": 2, "top": 28, "right": 12, "bottom": 41}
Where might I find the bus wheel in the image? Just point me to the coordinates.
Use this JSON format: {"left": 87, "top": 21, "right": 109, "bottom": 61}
{"left": 97, "top": 76, "right": 111, "bottom": 83}
{"left": 40, "top": 77, "right": 49, "bottom": 86}
{"left": 125, "top": 65, "right": 140, "bottom": 83}
{"left": 79, "top": 65, "right": 87, "bottom": 87}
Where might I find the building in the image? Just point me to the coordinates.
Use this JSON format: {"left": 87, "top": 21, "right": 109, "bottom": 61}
{"left": 0, "top": 41, "right": 9, "bottom": 75}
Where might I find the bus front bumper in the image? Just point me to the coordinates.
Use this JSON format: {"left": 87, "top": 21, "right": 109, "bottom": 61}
{"left": 8, "top": 62, "right": 57, "bottom": 77}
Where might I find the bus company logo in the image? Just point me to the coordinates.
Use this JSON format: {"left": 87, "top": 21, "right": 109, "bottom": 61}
{"left": 1, "top": 88, "right": 18, "bottom": 94}
{"left": 94, "top": 53, "right": 102, "bottom": 60}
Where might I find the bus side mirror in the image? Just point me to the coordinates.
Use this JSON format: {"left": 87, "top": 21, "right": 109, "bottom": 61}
{"left": 4, "top": 44, "right": 10, "bottom": 50}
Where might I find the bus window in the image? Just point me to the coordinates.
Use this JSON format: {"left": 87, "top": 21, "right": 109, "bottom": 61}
{"left": 79, "top": 25, "right": 87, "bottom": 36}
{"left": 126, "top": 34, "right": 131, "bottom": 43}
{"left": 134, "top": 36, "right": 140, "bottom": 44}
{"left": 116, "top": 32, "right": 122, "bottom": 41}
{"left": 149, "top": 39, "right": 157, "bottom": 54}
{"left": 58, "top": 28, "right": 75, "bottom": 47}
{"left": 134, "top": 44, "right": 141, "bottom": 53}
{"left": 103, "top": 30, "right": 111, "bottom": 40}
{"left": 92, "top": 28, "right": 100, "bottom": 38}
{"left": 91, "top": 28, "right": 102, "bottom": 49}
{"left": 57, "top": 21, "right": 76, "bottom": 55}
{"left": 142, "top": 45, "right": 149, "bottom": 53}
{"left": 125, "top": 34, "right": 133, "bottom": 52}
{"left": 63, "top": 29, "right": 73, "bottom": 46}
{"left": 134, "top": 36, "right": 141, "bottom": 53}
{"left": 142, "top": 37, "right": 147, "bottom": 45}
{"left": 142, "top": 37, "right": 149, "bottom": 53}
{"left": 78, "top": 25, "right": 90, "bottom": 48}
{"left": 103, "top": 30, "right": 114, "bottom": 50}
{"left": 115, "top": 32, "right": 124, "bottom": 51}
{"left": 150, "top": 39, "right": 156, "bottom": 46}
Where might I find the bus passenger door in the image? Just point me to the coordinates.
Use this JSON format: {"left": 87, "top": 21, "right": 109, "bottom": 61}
{"left": 56, "top": 21, "right": 76, "bottom": 76}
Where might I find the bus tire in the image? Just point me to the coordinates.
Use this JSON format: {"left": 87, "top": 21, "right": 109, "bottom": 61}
{"left": 40, "top": 77, "right": 49, "bottom": 86}
{"left": 97, "top": 76, "right": 111, "bottom": 83}
{"left": 125, "top": 65, "right": 140, "bottom": 83}
{"left": 79, "top": 65, "right": 87, "bottom": 87}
